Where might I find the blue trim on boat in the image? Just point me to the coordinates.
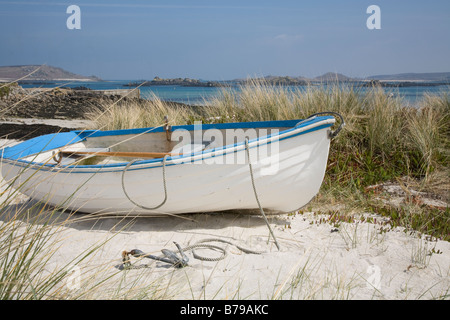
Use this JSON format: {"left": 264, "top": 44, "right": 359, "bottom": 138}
{"left": 1, "top": 116, "right": 334, "bottom": 173}
{"left": 0, "top": 132, "right": 85, "bottom": 161}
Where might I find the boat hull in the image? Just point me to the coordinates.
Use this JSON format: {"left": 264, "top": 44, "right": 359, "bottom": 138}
{"left": 1, "top": 119, "right": 334, "bottom": 216}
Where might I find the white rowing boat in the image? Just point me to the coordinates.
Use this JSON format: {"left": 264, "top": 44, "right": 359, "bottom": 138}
{"left": 0, "top": 113, "right": 343, "bottom": 216}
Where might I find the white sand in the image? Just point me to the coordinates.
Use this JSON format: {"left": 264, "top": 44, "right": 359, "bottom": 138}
{"left": 1, "top": 137, "right": 449, "bottom": 300}
{"left": 0, "top": 118, "right": 93, "bottom": 129}
{"left": 1, "top": 191, "right": 449, "bottom": 300}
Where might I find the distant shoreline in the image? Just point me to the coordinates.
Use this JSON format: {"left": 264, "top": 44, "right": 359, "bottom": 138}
{"left": 0, "top": 79, "right": 98, "bottom": 85}
{"left": 0, "top": 78, "right": 97, "bottom": 83}
{"left": 1, "top": 65, "right": 449, "bottom": 87}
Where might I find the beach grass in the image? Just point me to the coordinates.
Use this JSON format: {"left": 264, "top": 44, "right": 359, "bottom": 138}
{"left": 86, "top": 92, "right": 199, "bottom": 131}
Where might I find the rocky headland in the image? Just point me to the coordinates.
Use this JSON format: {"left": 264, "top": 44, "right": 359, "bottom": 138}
{"left": 0, "top": 84, "right": 138, "bottom": 120}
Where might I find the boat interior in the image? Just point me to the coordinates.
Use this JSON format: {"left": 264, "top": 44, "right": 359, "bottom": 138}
{"left": 19, "top": 120, "right": 298, "bottom": 167}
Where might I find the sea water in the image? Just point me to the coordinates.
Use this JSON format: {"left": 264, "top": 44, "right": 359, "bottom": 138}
{"left": 19, "top": 80, "right": 449, "bottom": 107}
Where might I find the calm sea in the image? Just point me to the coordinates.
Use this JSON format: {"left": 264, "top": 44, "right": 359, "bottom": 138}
{"left": 19, "top": 80, "right": 449, "bottom": 107}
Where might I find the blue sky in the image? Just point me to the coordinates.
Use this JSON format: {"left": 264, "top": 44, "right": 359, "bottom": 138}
{"left": 0, "top": 0, "right": 449, "bottom": 80}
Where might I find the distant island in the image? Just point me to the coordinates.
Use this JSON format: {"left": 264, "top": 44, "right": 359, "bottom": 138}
{"left": 0, "top": 65, "right": 101, "bottom": 82}
{"left": 367, "top": 72, "right": 450, "bottom": 82}
{"left": 359, "top": 79, "right": 450, "bottom": 88}
{"left": 123, "top": 77, "right": 230, "bottom": 88}
{"left": 235, "top": 76, "right": 309, "bottom": 86}
{"left": 234, "top": 72, "right": 450, "bottom": 87}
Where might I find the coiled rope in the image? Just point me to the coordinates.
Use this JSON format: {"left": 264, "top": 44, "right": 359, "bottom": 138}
{"left": 182, "top": 238, "right": 266, "bottom": 260}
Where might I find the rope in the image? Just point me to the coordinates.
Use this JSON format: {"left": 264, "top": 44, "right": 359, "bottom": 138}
{"left": 121, "top": 155, "right": 168, "bottom": 210}
{"left": 181, "top": 238, "right": 266, "bottom": 261}
{"left": 244, "top": 138, "right": 281, "bottom": 251}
